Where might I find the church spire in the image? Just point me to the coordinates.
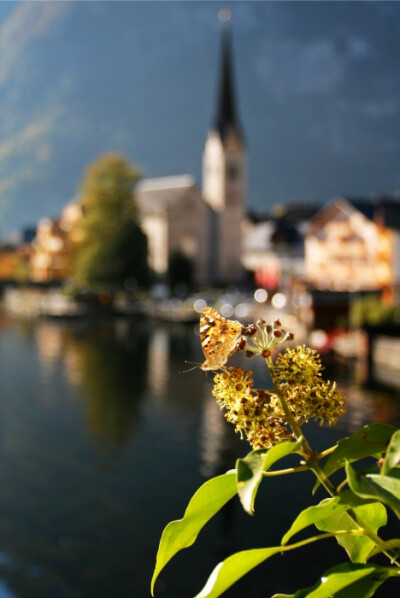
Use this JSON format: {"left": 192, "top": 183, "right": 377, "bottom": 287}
{"left": 212, "top": 13, "right": 243, "bottom": 143}
{"left": 202, "top": 8, "right": 246, "bottom": 285}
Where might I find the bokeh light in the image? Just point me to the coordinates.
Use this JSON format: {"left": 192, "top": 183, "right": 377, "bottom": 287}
{"left": 254, "top": 288, "right": 268, "bottom": 303}
{"left": 220, "top": 303, "right": 234, "bottom": 317}
{"left": 234, "top": 303, "right": 249, "bottom": 318}
{"left": 271, "top": 292, "right": 287, "bottom": 309}
{"left": 193, "top": 299, "right": 207, "bottom": 313}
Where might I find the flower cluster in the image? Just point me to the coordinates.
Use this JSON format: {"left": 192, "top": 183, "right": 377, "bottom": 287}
{"left": 212, "top": 367, "right": 293, "bottom": 449}
{"left": 211, "top": 319, "right": 346, "bottom": 449}
{"left": 276, "top": 346, "right": 346, "bottom": 427}
{"left": 238, "top": 318, "right": 294, "bottom": 359}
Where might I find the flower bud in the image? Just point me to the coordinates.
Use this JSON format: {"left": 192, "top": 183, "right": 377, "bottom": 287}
{"left": 242, "top": 324, "right": 257, "bottom": 336}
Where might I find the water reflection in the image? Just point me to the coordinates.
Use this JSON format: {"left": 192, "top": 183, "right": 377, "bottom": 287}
{"left": 148, "top": 327, "right": 169, "bottom": 399}
{"left": 31, "top": 317, "right": 400, "bottom": 459}
{"left": 35, "top": 319, "right": 149, "bottom": 446}
{"left": 0, "top": 315, "right": 399, "bottom": 598}
{"left": 324, "top": 357, "right": 400, "bottom": 433}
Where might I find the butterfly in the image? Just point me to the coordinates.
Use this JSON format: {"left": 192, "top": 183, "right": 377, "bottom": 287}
{"left": 200, "top": 306, "right": 243, "bottom": 371}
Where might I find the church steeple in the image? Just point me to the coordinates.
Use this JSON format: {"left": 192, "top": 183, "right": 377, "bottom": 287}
{"left": 212, "top": 22, "right": 243, "bottom": 143}
{"left": 202, "top": 10, "right": 246, "bottom": 285}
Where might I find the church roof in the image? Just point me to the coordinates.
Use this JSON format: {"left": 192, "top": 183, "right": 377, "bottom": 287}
{"left": 135, "top": 175, "right": 199, "bottom": 214}
{"left": 211, "top": 27, "right": 243, "bottom": 142}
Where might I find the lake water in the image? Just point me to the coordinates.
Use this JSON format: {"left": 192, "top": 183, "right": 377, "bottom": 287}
{"left": 0, "top": 313, "right": 399, "bottom": 598}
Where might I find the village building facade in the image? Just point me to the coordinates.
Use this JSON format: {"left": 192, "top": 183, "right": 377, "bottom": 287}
{"left": 305, "top": 196, "right": 400, "bottom": 292}
{"left": 242, "top": 204, "right": 319, "bottom": 289}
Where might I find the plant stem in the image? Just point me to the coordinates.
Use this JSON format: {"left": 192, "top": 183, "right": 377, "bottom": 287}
{"left": 280, "top": 530, "right": 363, "bottom": 553}
{"left": 264, "top": 355, "right": 338, "bottom": 494}
{"left": 264, "top": 353, "right": 400, "bottom": 567}
{"left": 262, "top": 465, "right": 308, "bottom": 477}
{"left": 265, "top": 356, "right": 307, "bottom": 447}
{"left": 317, "top": 445, "right": 338, "bottom": 459}
{"left": 336, "top": 478, "right": 349, "bottom": 493}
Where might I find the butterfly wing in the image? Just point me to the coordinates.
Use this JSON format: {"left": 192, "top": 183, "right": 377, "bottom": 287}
{"left": 200, "top": 307, "right": 242, "bottom": 371}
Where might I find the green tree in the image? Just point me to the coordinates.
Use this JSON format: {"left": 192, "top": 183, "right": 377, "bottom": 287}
{"left": 70, "top": 153, "right": 149, "bottom": 289}
{"left": 167, "top": 250, "right": 194, "bottom": 293}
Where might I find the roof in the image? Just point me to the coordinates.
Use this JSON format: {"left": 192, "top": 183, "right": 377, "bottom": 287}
{"left": 211, "top": 26, "right": 243, "bottom": 143}
{"left": 136, "top": 174, "right": 195, "bottom": 192}
{"left": 135, "top": 175, "right": 199, "bottom": 214}
{"left": 348, "top": 196, "right": 400, "bottom": 229}
{"left": 246, "top": 202, "right": 320, "bottom": 225}
{"left": 277, "top": 202, "right": 321, "bottom": 223}
{"left": 309, "top": 195, "right": 400, "bottom": 232}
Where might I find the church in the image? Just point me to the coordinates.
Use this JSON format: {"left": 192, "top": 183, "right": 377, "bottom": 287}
{"left": 26, "top": 23, "right": 246, "bottom": 286}
{"left": 135, "top": 24, "right": 246, "bottom": 286}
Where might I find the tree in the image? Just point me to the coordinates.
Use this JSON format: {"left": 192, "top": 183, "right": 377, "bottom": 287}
{"left": 70, "top": 153, "right": 149, "bottom": 290}
{"left": 167, "top": 250, "right": 194, "bottom": 293}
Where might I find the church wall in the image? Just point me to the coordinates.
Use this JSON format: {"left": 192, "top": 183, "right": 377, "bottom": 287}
{"left": 141, "top": 214, "right": 168, "bottom": 275}
{"left": 167, "top": 189, "right": 209, "bottom": 283}
{"left": 218, "top": 205, "right": 244, "bottom": 284}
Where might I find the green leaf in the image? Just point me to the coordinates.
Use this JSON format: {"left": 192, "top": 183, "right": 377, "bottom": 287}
{"left": 346, "top": 462, "right": 400, "bottom": 519}
{"left": 315, "top": 498, "right": 387, "bottom": 562}
{"left": 321, "top": 424, "right": 397, "bottom": 484}
{"left": 382, "top": 428, "right": 400, "bottom": 475}
{"left": 194, "top": 544, "right": 304, "bottom": 598}
{"left": 369, "top": 538, "right": 400, "bottom": 558}
{"left": 272, "top": 593, "right": 313, "bottom": 598}
{"left": 271, "top": 563, "right": 399, "bottom": 598}
{"left": 333, "top": 572, "right": 393, "bottom": 598}
{"left": 151, "top": 472, "right": 237, "bottom": 595}
{"left": 195, "top": 554, "right": 399, "bottom": 598}
{"left": 282, "top": 490, "right": 376, "bottom": 545}
{"left": 236, "top": 438, "right": 302, "bottom": 515}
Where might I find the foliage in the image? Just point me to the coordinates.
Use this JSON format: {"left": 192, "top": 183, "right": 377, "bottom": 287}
{"left": 152, "top": 316, "right": 400, "bottom": 597}
{"left": 350, "top": 293, "right": 400, "bottom": 327}
{"left": 70, "top": 153, "right": 149, "bottom": 290}
{"left": 167, "top": 250, "right": 194, "bottom": 292}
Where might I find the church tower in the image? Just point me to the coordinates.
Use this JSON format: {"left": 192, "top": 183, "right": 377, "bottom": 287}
{"left": 202, "top": 16, "right": 246, "bottom": 285}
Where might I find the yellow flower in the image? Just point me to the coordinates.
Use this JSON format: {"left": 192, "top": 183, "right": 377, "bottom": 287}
{"left": 275, "top": 345, "right": 323, "bottom": 386}
{"left": 211, "top": 346, "right": 346, "bottom": 450}
{"left": 276, "top": 346, "right": 346, "bottom": 427}
{"left": 208, "top": 324, "right": 346, "bottom": 450}
{"left": 212, "top": 367, "right": 293, "bottom": 449}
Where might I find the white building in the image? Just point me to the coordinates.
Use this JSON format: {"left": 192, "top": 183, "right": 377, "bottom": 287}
{"left": 136, "top": 26, "right": 246, "bottom": 286}
{"left": 242, "top": 204, "right": 319, "bottom": 288}
{"left": 136, "top": 175, "right": 209, "bottom": 282}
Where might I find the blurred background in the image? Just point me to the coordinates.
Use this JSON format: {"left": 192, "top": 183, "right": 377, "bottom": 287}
{"left": 0, "top": 1, "right": 400, "bottom": 597}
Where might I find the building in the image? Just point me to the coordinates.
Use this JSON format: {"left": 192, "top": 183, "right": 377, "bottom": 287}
{"left": 202, "top": 26, "right": 245, "bottom": 285}
{"left": 29, "top": 218, "right": 71, "bottom": 283}
{"left": 305, "top": 196, "right": 400, "bottom": 292}
{"left": 136, "top": 175, "right": 209, "bottom": 282}
{"left": 137, "top": 24, "right": 246, "bottom": 286}
{"left": 242, "top": 203, "right": 320, "bottom": 289}
{"left": 29, "top": 200, "right": 83, "bottom": 283}
{"left": 16, "top": 23, "right": 247, "bottom": 288}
